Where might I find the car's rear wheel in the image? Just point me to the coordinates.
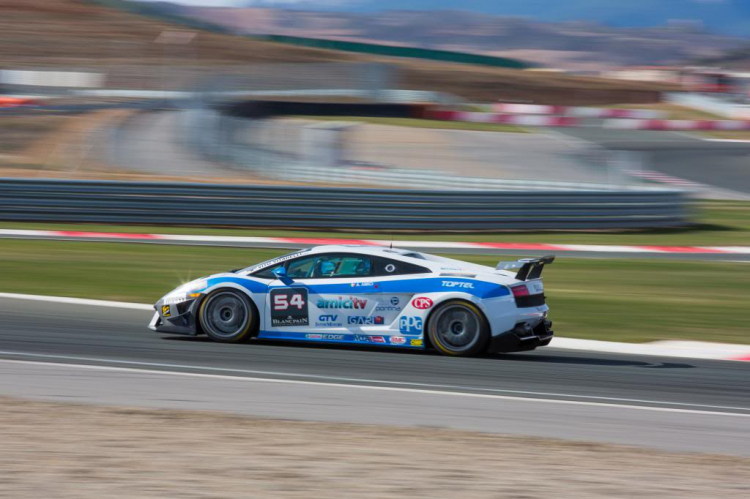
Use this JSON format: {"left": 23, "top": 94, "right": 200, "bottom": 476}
{"left": 199, "top": 290, "right": 256, "bottom": 343}
{"left": 427, "top": 300, "right": 489, "bottom": 357}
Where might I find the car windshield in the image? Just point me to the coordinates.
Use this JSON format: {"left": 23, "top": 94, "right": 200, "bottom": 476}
{"left": 241, "top": 248, "right": 312, "bottom": 274}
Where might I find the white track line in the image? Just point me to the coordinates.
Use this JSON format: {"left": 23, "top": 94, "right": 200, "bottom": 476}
{"left": 0, "top": 350, "right": 748, "bottom": 412}
{"left": 0, "top": 293, "right": 153, "bottom": 311}
{"left": 1, "top": 357, "right": 748, "bottom": 418}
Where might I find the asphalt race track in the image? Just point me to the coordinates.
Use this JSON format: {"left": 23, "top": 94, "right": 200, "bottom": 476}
{"left": 1, "top": 297, "right": 749, "bottom": 456}
{"left": 557, "top": 128, "right": 750, "bottom": 198}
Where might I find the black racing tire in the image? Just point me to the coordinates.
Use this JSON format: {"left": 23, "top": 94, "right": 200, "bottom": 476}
{"left": 427, "top": 300, "right": 489, "bottom": 357}
{"left": 198, "top": 289, "right": 257, "bottom": 343}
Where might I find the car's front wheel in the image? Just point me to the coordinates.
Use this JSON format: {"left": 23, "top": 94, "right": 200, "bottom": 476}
{"left": 427, "top": 300, "right": 489, "bottom": 357}
{"left": 199, "top": 290, "right": 257, "bottom": 343}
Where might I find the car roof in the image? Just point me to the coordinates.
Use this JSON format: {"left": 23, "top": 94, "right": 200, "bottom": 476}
{"left": 304, "top": 244, "right": 425, "bottom": 259}
{"left": 302, "top": 245, "right": 493, "bottom": 275}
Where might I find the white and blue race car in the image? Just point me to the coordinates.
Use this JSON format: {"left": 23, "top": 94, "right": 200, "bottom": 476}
{"left": 149, "top": 245, "right": 554, "bottom": 357}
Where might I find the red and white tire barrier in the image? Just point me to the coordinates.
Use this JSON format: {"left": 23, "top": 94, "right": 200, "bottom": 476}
{"left": 492, "top": 103, "right": 665, "bottom": 119}
{"left": 0, "top": 229, "right": 748, "bottom": 256}
{"left": 427, "top": 107, "right": 750, "bottom": 131}
{"left": 424, "top": 109, "right": 579, "bottom": 127}
{"left": 605, "top": 119, "right": 750, "bottom": 131}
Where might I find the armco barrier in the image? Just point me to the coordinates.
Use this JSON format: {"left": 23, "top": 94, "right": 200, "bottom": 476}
{"left": 0, "top": 178, "right": 688, "bottom": 231}
{"left": 259, "top": 35, "right": 530, "bottom": 70}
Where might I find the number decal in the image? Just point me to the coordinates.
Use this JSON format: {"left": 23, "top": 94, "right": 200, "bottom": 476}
{"left": 289, "top": 293, "right": 305, "bottom": 310}
{"left": 270, "top": 288, "right": 309, "bottom": 327}
{"left": 273, "top": 294, "right": 289, "bottom": 310}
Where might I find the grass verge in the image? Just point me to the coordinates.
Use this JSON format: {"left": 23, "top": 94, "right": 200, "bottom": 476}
{"left": 0, "top": 239, "right": 747, "bottom": 344}
{"left": 0, "top": 201, "right": 747, "bottom": 246}
{"left": 294, "top": 115, "right": 527, "bottom": 133}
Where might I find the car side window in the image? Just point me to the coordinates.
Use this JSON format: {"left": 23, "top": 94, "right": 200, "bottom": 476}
{"left": 285, "top": 254, "right": 372, "bottom": 279}
{"left": 372, "top": 256, "right": 431, "bottom": 276}
{"left": 287, "top": 256, "right": 318, "bottom": 278}
{"left": 252, "top": 264, "right": 281, "bottom": 279}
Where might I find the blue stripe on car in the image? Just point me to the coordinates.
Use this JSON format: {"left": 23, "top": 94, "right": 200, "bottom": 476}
{"left": 258, "top": 331, "right": 422, "bottom": 348}
{"left": 205, "top": 276, "right": 510, "bottom": 299}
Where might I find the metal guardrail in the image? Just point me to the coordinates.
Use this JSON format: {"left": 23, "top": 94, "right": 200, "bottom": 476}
{"left": 0, "top": 178, "right": 688, "bottom": 230}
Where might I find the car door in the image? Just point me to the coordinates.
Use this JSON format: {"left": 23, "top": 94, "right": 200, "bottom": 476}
{"left": 369, "top": 255, "right": 434, "bottom": 345}
{"left": 263, "top": 253, "right": 382, "bottom": 342}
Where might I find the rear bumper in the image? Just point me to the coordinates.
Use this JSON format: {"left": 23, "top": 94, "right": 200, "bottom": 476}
{"left": 487, "top": 319, "right": 553, "bottom": 353}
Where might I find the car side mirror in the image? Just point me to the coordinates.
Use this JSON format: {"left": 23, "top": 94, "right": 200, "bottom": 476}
{"left": 273, "top": 266, "right": 289, "bottom": 279}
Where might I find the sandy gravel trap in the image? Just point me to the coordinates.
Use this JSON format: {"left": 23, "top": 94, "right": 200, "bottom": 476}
{"left": 1, "top": 397, "right": 748, "bottom": 498}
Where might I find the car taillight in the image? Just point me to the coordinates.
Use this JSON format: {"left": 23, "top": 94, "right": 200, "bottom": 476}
{"left": 511, "top": 285, "right": 530, "bottom": 297}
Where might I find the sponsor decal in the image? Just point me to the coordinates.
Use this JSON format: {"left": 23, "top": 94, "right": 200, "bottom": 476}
{"left": 375, "top": 296, "right": 402, "bottom": 312}
{"left": 315, "top": 314, "right": 341, "bottom": 327}
{"left": 354, "top": 335, "right": 386, "bottom": 343}
{"left": 351, "top": 282, "right": 377, "bottom": 288}
{"left": 348, "top": 316, "right": 385, "bottom": 325}
{"left": 390, "top": 336, "right": 406, "bottom": 345}
{"left": 306, "top": 333, "right": 345, "bottom": 341}
{"left": 399, "top": 316, "right": 423, "bottom": 335}
{"left": 246, "top": 249, "right": 311, "bottom": 273}
{"left": 271, "top": 288, "right": 309, "bottom": 327}
{"left": 317, "top": 296, "right": 368, "bottom": 309}
{"left": 410, "top": 339, "right": 423, "bottom": 347}
{"left": 385, "top": 264, "right": 396, "bottom": 273}
{"left": 442, "top": 281, "right": 475, "bottom": 289}
{"left": 411, "top": 297, "right": 434, "bottom": 309}
{"left": 375, "top": 305, "right": 402, "bottom": 312}
{"left": 161, "top": 305, "right": 171, "bottom": 317}
{"left": 530, "top": 282, "right": 543, "bottom": 294}
{"left": 163, "top": 294, "right": 188, "bottom": 305}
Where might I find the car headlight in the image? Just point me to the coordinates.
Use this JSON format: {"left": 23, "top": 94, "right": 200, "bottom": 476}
{"left": 163, "top": 279, "right": 207, "bottom": 305}
{"left": 174, "top": 279, "right": 207, "bottom": 294}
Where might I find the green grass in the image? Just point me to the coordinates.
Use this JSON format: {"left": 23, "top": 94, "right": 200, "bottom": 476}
{"left": 1, "top": 239, "right": 747, "bottom": 344}
{"left": 293, "top": 116, "right": 527, "bottom": 133}
{"left": 0, "top": 201, "right": 748, "bottom": 246}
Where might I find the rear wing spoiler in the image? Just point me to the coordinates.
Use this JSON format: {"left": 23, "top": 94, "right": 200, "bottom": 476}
{"left": 496, "top": 255, "right": 555, "bottom": 281}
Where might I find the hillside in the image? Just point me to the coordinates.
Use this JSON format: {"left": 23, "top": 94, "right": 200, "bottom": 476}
{"left": 0, "top": 0, "right": 673, "bottom": 104}
{"left": 181, "top": 6, "right": 746, "bottom": 72}
{"left": 696, "top": 45, "right": 750, "bottom": 71}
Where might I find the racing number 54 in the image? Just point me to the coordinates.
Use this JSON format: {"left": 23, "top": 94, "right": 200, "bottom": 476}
{"left": 273, "top": 292, "right": 306, "bottom": 310}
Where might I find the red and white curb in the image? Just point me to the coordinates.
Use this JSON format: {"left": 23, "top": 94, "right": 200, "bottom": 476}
{"left": 624, "top": 170, "right": 702, "bottom": 189}
{"left": 1, "top": 229, "right": 749, "bottom": 256}
{"left": 0, "top": 97, "right": 41, "bottom": 108}
{"left": 0, "top": 229, "right": 750, "bottom": 255}
{"left": 0, "top": 292, "right": 747, "bottom": 362}
{"left": 550, "top": 337, "right": 750, "bottom": 362}
{"left": 491, "top": 103, "right": 665, "bottom": 119}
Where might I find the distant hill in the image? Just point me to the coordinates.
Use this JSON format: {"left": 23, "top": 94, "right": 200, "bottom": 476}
{"left": 177, "top": 6, "right": 747, "bottom": 71}
{"left": 695, "top": 46, "right": 750, "bottom": 71}
{"left": 0, "top": 0, "right": 674, "bottom": 104}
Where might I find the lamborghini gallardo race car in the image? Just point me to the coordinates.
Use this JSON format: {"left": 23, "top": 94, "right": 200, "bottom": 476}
{"left": 149, "top": 245, "right": 554, "bottom": 357}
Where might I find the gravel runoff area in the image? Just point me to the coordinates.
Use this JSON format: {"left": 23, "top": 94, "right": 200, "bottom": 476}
{"left": 1, "top": 397, "right": 748, "bottom": 498}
